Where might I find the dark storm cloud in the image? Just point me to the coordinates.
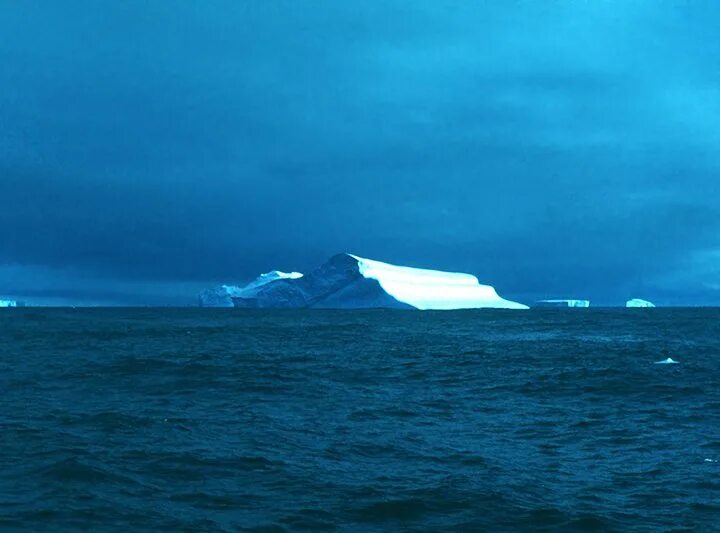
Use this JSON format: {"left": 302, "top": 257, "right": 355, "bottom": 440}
{"left": 1, "top": 1, "right": 719, "bottom": 304}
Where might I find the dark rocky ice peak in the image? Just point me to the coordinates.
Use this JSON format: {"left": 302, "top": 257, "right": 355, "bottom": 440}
{"left": 233, "top": 254, "right": 412, "bottom": 309}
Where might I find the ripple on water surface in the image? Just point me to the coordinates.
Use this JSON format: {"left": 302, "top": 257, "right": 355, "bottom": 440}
{"left": 1, "top": 308, "right": 720, "bottom": 530}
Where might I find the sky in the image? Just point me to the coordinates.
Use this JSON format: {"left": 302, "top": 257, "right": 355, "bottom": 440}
{"left": 1, "top": 1, "right": 719, "bottom": 306}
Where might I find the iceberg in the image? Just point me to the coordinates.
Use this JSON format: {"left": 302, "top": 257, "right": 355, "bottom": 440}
{"left": 0, "top": 300, "right": 18, "bottom": 308}
{"left": 198, "top": 285, "right": 245, "bottom": 308}
{"left": 626, "top": 298, "right": 655, "bottom": 308}
{"left": 199, "top": 271, "right": 303, "bottom": 307}
{"left": 535, "top": 299, "right": 590, "bottom": 308}
{"left": 230, "top": 253, "right": 527, "bottom": 310}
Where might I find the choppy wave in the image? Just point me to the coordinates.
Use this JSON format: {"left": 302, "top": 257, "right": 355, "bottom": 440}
{"left": 1, "top": 307, "right": 720, "bottom": 530}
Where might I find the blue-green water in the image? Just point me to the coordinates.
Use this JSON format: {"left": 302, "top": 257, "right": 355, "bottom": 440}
{"left": 1, "top": 308, "right": 720, "bottom": 531}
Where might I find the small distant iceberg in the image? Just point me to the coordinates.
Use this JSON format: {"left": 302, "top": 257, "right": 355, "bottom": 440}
{"left": 626, "top": 298, "right": 655, "bottom": 308}
{"left": 535, "top": 299, "right": 590, "bottom": 308}
{"left": 0, "top": 299, "right": 19, "bottom": 308}
{"left": 654, "top": 357, "right": 679, "bottom": 365}
{"left": 199, "top": 271, "right": 303, "bottom": 307}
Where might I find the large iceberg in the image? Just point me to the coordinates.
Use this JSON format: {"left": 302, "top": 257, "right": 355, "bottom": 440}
{"left": 0, "top": 300, "right": 17, "bottom": 308}
{"left": 199, "top": 271, "right": 303, "bottom": 307}
{"left": 229, "top": 253, "right": 527, "bottom": 310}
{"left": 626, "top": 298, "right": 655, "bottom": 308}
{"left": 535, "top": 299, "right": 590, "bottom": 308}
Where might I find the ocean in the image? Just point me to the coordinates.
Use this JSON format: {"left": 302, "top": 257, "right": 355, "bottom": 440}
{"left": 1, "top": 308, "right": 719, "bottom": 531}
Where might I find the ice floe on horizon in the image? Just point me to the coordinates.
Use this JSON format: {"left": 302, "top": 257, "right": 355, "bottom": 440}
{"left": 627, "top": 298, "right": 656, "bottom": 308}
{"left": 535, "top": 299, "right": 590, "bottom": 308}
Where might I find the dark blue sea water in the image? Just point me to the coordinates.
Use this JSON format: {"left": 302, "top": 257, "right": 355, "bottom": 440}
{"left": 2, "top": 308, "right": 720, "bottom": 531}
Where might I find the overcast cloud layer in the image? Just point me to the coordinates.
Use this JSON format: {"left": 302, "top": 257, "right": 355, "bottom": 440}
{"left": 1, "top": 1, "right": 719, "bottom": 305}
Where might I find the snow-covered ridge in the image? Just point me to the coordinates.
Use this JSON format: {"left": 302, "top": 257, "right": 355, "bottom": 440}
{"left": 241, "top": 271, "right": 303, "bottom": 293}
{"left": 199, "top": 271, "right": 303, "bottom": 307}
{"left": 350, "top": 255, "right": 527, "bottom": 310}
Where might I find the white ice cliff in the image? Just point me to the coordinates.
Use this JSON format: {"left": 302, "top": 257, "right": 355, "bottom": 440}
{"left": 349, "top": 255, "right": 527, "bottom": 310}
{"left": 227, "top": 253, "right": 527, "bottom": 310}
{"left": 626, "top": 298, "right": 655, "bottom": 308}
{"left": 199, "top": 271, "right": 303, "bottom": 307}
{"left": 0, "top": 300, "right": 17, "bottom": 308}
